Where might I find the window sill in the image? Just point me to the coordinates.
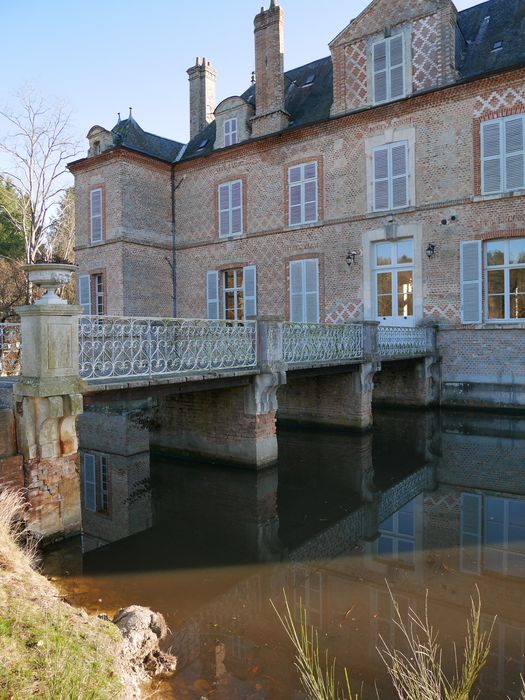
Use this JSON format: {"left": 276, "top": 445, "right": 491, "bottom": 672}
{"left": 474, "top": 189, "right": 525, "bottom": 202}
{"left": 218, "top": 233, "right": 243, "bottom": 241}
{"left": 285, "top": 220, "right": 323, "bottom": 232}
{"left": 367, "top": 205, "right": 414, "bottom": 218}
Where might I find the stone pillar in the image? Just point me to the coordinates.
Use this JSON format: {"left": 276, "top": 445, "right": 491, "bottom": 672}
{"left": 14, "top": 303, "right": 84, "bottom": 541}
{"left": 150, "top": 317, "right": 286, "bottom": 469}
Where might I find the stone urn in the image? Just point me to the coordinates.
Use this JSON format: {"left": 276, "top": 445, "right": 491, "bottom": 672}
{"left": 23, "top": 263, "right": 78, "bottom": 305}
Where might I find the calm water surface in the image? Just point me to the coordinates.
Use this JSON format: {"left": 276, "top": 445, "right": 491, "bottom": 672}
{"left": 42, "top": 409, "right": 525, "bottom": 699}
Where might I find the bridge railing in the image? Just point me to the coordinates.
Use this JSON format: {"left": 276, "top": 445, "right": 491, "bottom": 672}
{"left": 0, "top": 323, "right": 21, "bottom": 377}
{"left": 378, "top": 325, "right": 430, "bottom": 360}
{"left": 79, "top": 316, "right": 257, "bottom": 381}
{"left": 283, "top": 321, "right": 364, "bottom": 366}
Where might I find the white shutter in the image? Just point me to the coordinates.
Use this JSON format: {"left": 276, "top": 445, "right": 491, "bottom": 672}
{"left": 78, "top": 275, "right": 91, "bottom": 315}
{"left": 391, "top": 142, "right": 408, "bottom": 208}
{"left": 481, "top": 120, "right": 502, "bottom": 194}
{"left": 90, "top": 189, "right": 102, "bottom": 243}
{"left": 231, "top": 180, "right": 243, "bottom": 234}
{"left": 218, "top": 184, "right": 230, "bottom": 237}
{"left": 304, "top": 259, "right": 320, "bottom": 323}
{"left": 373, "top": 146, "right": 390, "bottom": 211}
{"left": 289, "top": 165, "right": 303, "bottom": 226}
{"left": 289, "top": 260, "right": 303, "bottom": 321}
{"left": 460, "top": 492, "right": 482, "bottom": 574}
{"left": 373, "top": 40, "right": 387, "bottom": 103}
{"left": 389, "top": 34, "right": 405, "bottom": 99}
{"left": 206, "top": 271, "right": 219, "bottom": 320}
{"left": 460, "top": 241, "right": 482, "bottom": 324}
{"left": 243, "top": 266, "right": 257, "bottom": 320}
{"left": 83, "top": 453, "right": 97, "bottom": 513}
{"left": 505, "top": 116, "right": 525, "bottom": 191}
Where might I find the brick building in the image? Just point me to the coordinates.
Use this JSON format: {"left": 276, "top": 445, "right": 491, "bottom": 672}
{"left": 69, "top": 0, "right": 525, "bottom": 410}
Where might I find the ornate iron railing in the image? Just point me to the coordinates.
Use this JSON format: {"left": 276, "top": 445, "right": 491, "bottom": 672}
{"left": 0, "top": 323, "right": 21, "bottom": 376}
{"left": 283, "top": 322, "right": 364, "bottom": 366}
{"left": 79, "top": 316, "right": 257, "bottom": 381}
{"left": 378, "top": 326, "right": 428, "bottom": 359}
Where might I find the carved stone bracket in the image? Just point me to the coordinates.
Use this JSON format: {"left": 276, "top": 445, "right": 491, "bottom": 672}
{"left": 244, "top": 370, "right": 287, "bottom": 416}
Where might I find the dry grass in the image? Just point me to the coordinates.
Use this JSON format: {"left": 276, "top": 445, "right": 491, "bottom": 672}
{"left": 274, "top": 585, "right": 494, "bottom": 700}
{"left": 0, "top": 489, "right": 127, "bottom": 699}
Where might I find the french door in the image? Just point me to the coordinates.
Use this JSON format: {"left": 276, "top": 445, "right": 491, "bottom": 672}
{"left": 373, "top": 239, "right": 414, "bottom": 326}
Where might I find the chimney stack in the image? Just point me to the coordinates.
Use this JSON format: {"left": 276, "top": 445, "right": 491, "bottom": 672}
{"left": 187, "top": 57, "right": 217, "bottom": 140}
{"left": 252, "top": 1, "right": 289, "bottom": 137}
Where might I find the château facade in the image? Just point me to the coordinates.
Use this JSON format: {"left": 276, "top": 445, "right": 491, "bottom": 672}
{"left": 69, "top": 0, "right": 525, "bottom": 410}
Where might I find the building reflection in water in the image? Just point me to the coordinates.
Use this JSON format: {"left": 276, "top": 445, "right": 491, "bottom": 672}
{"left": 64, "top": 408, "right": 525, "bottom": 699}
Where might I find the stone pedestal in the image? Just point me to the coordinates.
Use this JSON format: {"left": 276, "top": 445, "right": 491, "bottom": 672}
{"left": 14, "top": 303, "right": 85, "bottom": 541}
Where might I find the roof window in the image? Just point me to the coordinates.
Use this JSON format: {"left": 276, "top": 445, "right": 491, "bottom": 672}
{"left": 197, "top": 138, "right": 209, "bottom": 150}
{"left": 491, "top": 40, "right": 503, "bottom": 52}
{"left": 302, "top": 73, "right": 316, "bottom": 87}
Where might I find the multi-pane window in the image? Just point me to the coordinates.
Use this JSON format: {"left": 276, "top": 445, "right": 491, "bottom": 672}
{"left": 78, "top": 273, "right": 105, "bottom": 315}
{"left": 206, "top": 266, "right": 256, "bottom": 321}
{"left": 486, "top": 238, "right": 525, "bottom": 321}
{"left": 377, "top": 497, "right": 416, "bottom": 567}
{"left": 372, "top": 34, "right": 405, "bottom": 104}
{"left": 224, "top": 118, "right": 238, "bottom": 147}
{"left": 288, "top": 162, "right": 318, "bottom": 226}
{"left": 90, "top": 188, "right": 103, "bottom": 243}
{"left": 373, "top": 141, "right": 409, "bottom": 211}
{"left": 374, "top": 239, "right": 414, "bottom": 325}
{"left": 218, "top": 180, "right": 243, "bottom": 237}
{"left": 289, "top": 259, "right": 319, "bottom": 322}
{"left": 481, "top": 115, "right": 525, "bottom": 194}
{"left": 82, "top": 452, "right": 110, "bottom": 515}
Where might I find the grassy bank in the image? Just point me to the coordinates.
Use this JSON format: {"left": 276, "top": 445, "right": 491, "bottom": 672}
{"left": 0, "top": 490, "right": 129, "bottom": 700}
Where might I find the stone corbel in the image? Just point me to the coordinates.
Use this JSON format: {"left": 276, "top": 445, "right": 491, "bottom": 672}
{"left": 244, "top": 371, "right": 287, "bottom": 416}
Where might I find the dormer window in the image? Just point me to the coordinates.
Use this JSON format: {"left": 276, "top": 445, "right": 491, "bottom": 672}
{"left": 372, "top": 34, "right": 405, "bottom": 104}
{"left": 224, "top": 118, "right": 238, "bottom": 147}
{"left": 93, "top": 140, "right": 101, "bottom": 155}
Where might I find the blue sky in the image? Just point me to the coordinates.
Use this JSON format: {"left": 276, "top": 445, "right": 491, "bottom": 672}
{"left": 2, "top": 0, "right": 482, "bottom": 148}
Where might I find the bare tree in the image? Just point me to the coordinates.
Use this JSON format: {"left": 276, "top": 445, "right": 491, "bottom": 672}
{"left": 0, "top": 89, "right": 80, "bottom": 276}
{"left": 0, "top": 258, "right": 26, "bottom": 321}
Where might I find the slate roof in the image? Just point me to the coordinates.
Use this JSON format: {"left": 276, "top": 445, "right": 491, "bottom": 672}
{"left": 111, "top": 115, "right": 184, "bottom": 162}
{"left": 109, "top": 0, "right": 525, "bottom": 164}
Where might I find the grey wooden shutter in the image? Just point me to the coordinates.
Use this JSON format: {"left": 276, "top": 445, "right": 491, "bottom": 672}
{"left": 304, "top": 162, "right": 318, "bottom": 223}
{"left": 289, "top": 260, "right": 303, "bottom": 321}
{"left": 243, "top": 266, "right": 257, "bottom": 320}
{"left": 373, "top": 147, "right": 390, "bottom": 211}
{"left": 289, "top": 166, "right": 303, "bottom": 226}
{"left": 206, "top": 271, "right": 219, "bottom": 319}
{"left": 231, "top": 180, "right": 242, "bottom": 234}
{"left": 460, "top": 492, "right": 482, "bottom": 574}
{"left": 505, "top": 116, "right": 525, "bottom": 191}
{"left": 389, "top": 35, "right": 405, "bottom": 99}
{"left": 373, "top": 40, "right": 387, "bottom": 103}
{"left": 391, "top": 142, "right": 408, "bottom": 208}
{"left": 90, "top": 189, "right": 102, "bottom": 243}
{"left": 304, "top": 259, "right": 320, "bottom": 323}
{"left": 460, "top": 241, "right": 482, "bottom": 324}
{"left": 83, "top": 453, "right": 97, "bottom": 513}
{"left": 78, "top": 275, "right": 91, "bottom": 315}
{"left": 218, "top": 184, "right": 230, "bottom": 236}
{"left": 481, "top": 120, "right": 502, "bottom": 194}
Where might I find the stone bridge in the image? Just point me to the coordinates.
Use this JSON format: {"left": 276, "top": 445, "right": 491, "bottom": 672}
{"left": 0, "top": 300, "right": 439, "bottom": 540}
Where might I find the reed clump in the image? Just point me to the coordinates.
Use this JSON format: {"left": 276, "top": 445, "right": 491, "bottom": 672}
{"left": 273, "top": 585, "right": 494, "bottom": 700}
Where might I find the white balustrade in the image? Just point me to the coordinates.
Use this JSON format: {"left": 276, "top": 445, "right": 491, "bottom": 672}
{"left": 378, "top": 326, "right": 428, "bottom": 359}
{"left": 0, "top": 323, "right": 21, "bottom": 376}
{"left": 283, "top": 322, "right": 364, "bottom": 366}
{"left": 79, "top": 316, "right": 257, "bottom": 381}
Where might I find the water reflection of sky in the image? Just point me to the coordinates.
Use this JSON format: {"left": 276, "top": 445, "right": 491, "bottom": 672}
{"left": 43, "top": 409, "right": 525, "bottom": 699}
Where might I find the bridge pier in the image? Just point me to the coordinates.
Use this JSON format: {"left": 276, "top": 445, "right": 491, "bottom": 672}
{"left": 373, "top": 354, "right": 441, "bottom": 408}
{"left": 13, "top": 302, "right": 85, "bottom": 542}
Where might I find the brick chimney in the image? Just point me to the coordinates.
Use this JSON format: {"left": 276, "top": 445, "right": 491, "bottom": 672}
{"left": 251, "top": 0, "right": 289, "bottom": 138}
{"left": 187, "top": 57, "right": 217, "bottom": 140}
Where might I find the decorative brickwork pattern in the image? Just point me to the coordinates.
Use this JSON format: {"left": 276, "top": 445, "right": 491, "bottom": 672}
{"left": 325, "top": 301, "right": 363, "bottom": 323}
{"left": 344, "top": 41, "right": 368, "bottom": 111}
{"left": 412, "top": 14, "right": 441, "bottom": 92}
{"left": 474, "top": 87, "right": 525, "bottom": 119}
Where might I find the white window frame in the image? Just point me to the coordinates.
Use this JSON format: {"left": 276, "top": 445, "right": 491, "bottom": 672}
{"left": 218, "top": 180, "right": 243, "bottom": 238}
{"left": 221, "top": 265, "right": 257, "bottom": 322}
{"left": 483, "top": 496, "right": 525, "bottom": 577}
{"left": 224, "top": 118, "right": 238, "bottom": 147}
{"left": 288, "top": 162, "right": 319, "bottom": 227}
{"left": 481, "top": 114, "right": 525, "bottom": 195}
{"left": 373, "top": 239, "right": 415, "bottom": 326}
{"left": 90, "top": 188, "right": 103, "bottom": 243}
{"left": 372, "top": 141, "right": 409, "bottom": 212}
{"left": 371, "top": 33, "right": 406, "bottom": 105}
{"left": 485, "top": 238, "right": 525, "bottom": 322}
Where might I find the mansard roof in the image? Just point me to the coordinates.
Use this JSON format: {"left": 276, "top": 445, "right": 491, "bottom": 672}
{"left": 111, "top": 115, "right": 184, "bottom": 162}
{"left": 181, "top": 0, "right": 525, "bottom": 162}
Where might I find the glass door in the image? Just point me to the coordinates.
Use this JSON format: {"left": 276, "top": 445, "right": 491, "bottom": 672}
{"left": 373, "top": 239, "right": 414, "bottom": 326}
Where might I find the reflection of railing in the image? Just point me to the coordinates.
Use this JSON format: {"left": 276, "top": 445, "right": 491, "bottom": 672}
{"left": 0, "top": 323, "right": 21, "bottom": 376}
{"left": 378, "top": 326, "right": 428, "bottom": 360}
{"left": 283, "top": 322, "right": 364, "bottom": 366}
{"left": 79, "top": 316, "right": 257, "bottom": 381}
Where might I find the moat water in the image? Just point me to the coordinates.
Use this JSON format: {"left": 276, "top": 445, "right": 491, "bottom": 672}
{"left": 42, "top": 408, "right": 525, "bottom": 699}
